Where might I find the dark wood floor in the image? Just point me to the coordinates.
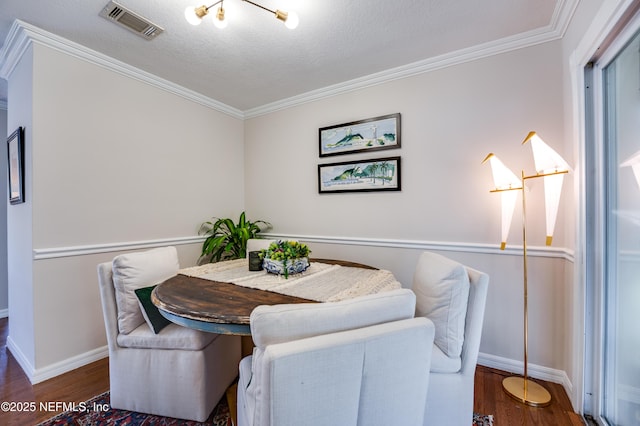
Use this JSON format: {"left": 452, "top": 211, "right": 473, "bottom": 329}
{"left": 0, "top": 317, "right": 584, "bottom": 425}
{"left": 474, "top": 365, "right": 585, "bottom": 425}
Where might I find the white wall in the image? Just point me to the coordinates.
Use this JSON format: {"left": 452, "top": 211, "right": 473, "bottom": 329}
{"left": 245, "top": 40, "right": 574, "bottom": 384}
{"left": 0, "top": 104, "right": 7, "bottom": 317}
{"left": 246, "top": 42, "right": 569, "bottom": 247}
{"left": 6, "top": 44, "right": 35, "bottom": 370}
{"left": 4, "top": 38, "right": 245, "bottom": 381}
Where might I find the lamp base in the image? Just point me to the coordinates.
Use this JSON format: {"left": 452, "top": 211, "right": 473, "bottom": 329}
{"left": 502, "top": 376, "right": 552, "bottom": 407}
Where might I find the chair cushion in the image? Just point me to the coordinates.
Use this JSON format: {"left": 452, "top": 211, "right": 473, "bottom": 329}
{"left": 112, "top": 246, "right": 180, "bottom": 334}
{"left": 250, "top": 288, "right": 416, "bottom": 348}
{"left": 117, "top": 321, "right": 217, "bottom": 350}
{"left": 430, "top": 343, "right": 462, "bottom": 373}
{"left": 135, "top": 285, "right": 171, "bottom": 334}
{"left": 412, "top": 252, "right": 470, "bottom": 357}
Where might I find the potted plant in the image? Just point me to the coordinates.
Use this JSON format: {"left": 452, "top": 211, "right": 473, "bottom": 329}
{"left": 260, "top": 240, "right": 311, "bottom": 278}
{"left": 198, "top": 211, "right": 271, "bottom": 263}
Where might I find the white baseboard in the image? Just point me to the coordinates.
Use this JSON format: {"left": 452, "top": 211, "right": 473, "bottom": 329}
{"left": 478, "top": 352, "right": 573, "bottom": 399}
{"left": 6, "top": 335, "right": 36, "bottom": 381}
{"left": 6, "top": 335, "right": 108, "bottom": 384}
{"left": 31, "top": 346, "right": 109, "bottom": 385}
{"left": 0, "top": 308, "right": 8, "bottom": 319}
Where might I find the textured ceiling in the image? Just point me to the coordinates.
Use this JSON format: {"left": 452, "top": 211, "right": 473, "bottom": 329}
{"left": 0, "top": 0, "right": 564, "bottom": 112}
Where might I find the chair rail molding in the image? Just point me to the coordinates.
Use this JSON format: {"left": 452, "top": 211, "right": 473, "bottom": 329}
{"left": 264, "top": 233, "right": 575, "bottom": 262}
{"left": 32, "top": 236, "right": 205, "bottom": 260}
{"left": 32, "top": 233, "right": 575, "bottom": 261}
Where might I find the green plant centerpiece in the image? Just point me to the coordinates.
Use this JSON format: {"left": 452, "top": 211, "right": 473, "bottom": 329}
{"left": 199, "top": 212, "right": 271, "bottom": 263}
{"left": 259, "top": 240, "right": 311, "bottom": 278}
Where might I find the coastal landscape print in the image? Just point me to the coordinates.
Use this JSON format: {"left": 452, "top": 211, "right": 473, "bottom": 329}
{"left": 319, "top": 113, "right": 400, "bottom": 157}
{"left": 318, "top": 157, "right": 401, "bottom": 193}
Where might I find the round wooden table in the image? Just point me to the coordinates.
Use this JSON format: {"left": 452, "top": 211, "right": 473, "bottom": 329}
{"left": 152, "top": 258, "right": 375, "bottom": 335}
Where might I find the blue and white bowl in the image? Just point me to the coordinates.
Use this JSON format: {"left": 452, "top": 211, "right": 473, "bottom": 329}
{"left": 263, "top": 257, "right": 310, "bottom": 276}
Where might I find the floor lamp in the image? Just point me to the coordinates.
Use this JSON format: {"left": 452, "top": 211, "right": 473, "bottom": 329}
{"left": 483, "top": 131, "right": 570, "bottom": 407}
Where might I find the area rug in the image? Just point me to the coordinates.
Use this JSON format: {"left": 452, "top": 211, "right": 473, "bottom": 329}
{"left": 38, "top": 391, "right": 493, "bottom": 425}
{"left": 37, "top": 392, "right": 231, "bottom": 425}
{"left": 473, "top": 412, "right": 495, "bottom": 426}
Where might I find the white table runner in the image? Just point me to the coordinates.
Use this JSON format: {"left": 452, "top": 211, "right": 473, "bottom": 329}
{"left": 179, "top": 258, "right": 401, "bottom": 302}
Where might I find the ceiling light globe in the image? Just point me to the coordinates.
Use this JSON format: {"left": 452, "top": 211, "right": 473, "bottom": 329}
{"left": 284, "top": 11, "right": 299, "bottom": 29}
{"left": 185, "top": 6, "right": 204, "bottom": 25}
{"left": 214, "top": 6, "right": 227, "bottom": 28}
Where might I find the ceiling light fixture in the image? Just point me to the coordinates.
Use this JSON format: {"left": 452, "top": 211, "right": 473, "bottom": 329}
{"left": 185, "top": 0, "right": 299, "bottom": 29}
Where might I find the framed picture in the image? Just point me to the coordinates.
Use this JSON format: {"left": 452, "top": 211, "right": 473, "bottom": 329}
{"left": 319, "top": 113, "right": 401, "bottom": 157}
{"left": 318, "top": 156, "right": 401, "bottom": 194}
{"left": 7, "top": 127, "right": 25, "bottom": 204}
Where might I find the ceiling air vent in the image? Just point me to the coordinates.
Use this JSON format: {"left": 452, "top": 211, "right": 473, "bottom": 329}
{"left": 99, "top": 1, "right": 164, "bottom": 40}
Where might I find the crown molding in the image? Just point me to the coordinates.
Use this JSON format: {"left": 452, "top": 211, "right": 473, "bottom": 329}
{"left": 0, "top": 20, "right": 31, "bottom": 80}
{"left": 1, "top": 0, "right": 579, "bottom": 119}
{"left": 550, "top": 0, "right": 580, "bottom": 38}
{"left": 0, "top": 20, "right": 244, "bottom": 119}
{"left": 244, "top": 0, "right": 579, "bottom": 118}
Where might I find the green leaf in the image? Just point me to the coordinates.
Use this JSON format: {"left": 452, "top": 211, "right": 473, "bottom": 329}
{"left": 197, "top": 211, "right": 271, "bottom": 263}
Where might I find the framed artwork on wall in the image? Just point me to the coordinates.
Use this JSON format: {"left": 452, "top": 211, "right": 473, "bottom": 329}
{"left": 318, "top": 113, "right": 401, "bottom": 157}
{"left": 7, "top": 126, "right": 25, "bottom": 205}
{"left": 318, "top": 156, "right": 401, "bottom": 194}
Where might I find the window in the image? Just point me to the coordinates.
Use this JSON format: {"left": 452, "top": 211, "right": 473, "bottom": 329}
{"left": 585, "top": 11, "right": 640, "bottom": 425}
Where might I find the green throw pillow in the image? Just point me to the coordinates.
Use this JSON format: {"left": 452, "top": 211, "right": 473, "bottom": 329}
{"left": 135, "top": 285, "right": 171, "bottom": 334}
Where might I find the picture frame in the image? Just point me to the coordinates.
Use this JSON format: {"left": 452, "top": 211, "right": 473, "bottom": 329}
{"left": 319, "top": 113, "right": 401, "bottom": 157}
{"left": 7, "top": 127, "right": 25, "bottom": 204}
{"left": 318, "top": 156, "right": 401, "bottom": 194}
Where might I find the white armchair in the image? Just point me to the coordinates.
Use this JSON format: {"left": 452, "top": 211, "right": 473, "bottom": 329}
{"left": 237, "top": 288, "right": 435, "bottom": 426}
{"left": 97, "top": 246, "right": 241, "bottom": 422}
{"left": 411, "top": 251, "right": 489, "bottom": 426}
